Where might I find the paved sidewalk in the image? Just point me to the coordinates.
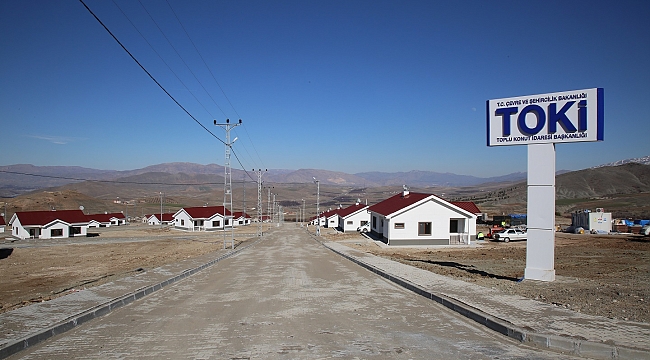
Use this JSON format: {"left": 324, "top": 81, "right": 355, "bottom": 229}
{"left": 321, "top": 240, "right": 650, "bottom": 360}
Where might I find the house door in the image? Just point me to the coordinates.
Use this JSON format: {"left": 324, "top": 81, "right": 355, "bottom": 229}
{"left": 449, "top": 219, "right": 467, "bottom": 245}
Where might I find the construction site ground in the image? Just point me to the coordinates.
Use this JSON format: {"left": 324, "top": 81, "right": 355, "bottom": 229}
{"left": 321, "top": 226, "right": 649, "bottom": 324}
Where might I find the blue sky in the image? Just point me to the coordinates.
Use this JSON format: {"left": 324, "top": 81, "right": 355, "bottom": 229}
{"left": 1, "top": 0, "right": 648, "bottom": 177}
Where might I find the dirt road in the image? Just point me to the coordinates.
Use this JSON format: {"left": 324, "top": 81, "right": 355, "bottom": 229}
{"left": 7, "top": 225, "right": 572, "bottom": 359}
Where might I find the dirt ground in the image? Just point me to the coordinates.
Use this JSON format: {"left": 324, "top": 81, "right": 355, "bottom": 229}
{"left": 0, "top": 224, "right": 260, "bottom": 314}
{"left": 321, "top": 227, "right": 649, "bottom": 323}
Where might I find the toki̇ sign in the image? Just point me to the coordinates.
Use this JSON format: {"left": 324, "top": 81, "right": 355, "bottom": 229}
{"left": 487, "top": 88, "right": 603, "bottom": 146}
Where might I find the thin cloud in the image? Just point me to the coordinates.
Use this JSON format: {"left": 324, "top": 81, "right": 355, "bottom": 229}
{"left": 27, "top": 135, "right": 84, "bottom": 145}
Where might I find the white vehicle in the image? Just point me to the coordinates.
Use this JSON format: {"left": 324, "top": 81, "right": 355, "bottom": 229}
{"left": 493, "top": 228, "right": 527, "bottom": 242}
{"left": 641, "top": 225, "right": 650, "bottom": 236}
{"left": 357, "top": 222, "right": 371, "bottom": 233}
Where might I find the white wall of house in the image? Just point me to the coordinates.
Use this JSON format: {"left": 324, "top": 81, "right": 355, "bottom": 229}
{"left": 370, "top": 212, "right": 385, "bottom": 236}
{"left": 11, "top": 217, "right": 31, "bottom": 239}
{"left": 173, "top": 211, "right": 193, "bottom": 231}
{"left": 326, "top": 215, "right": 339, "bottom": 228}
{"left": 340, "top": 210, "right": 370, "bottom": 232}
{"left": 205, "top": 214, "right": 225, "bottom": 231}
{"left": 41, "top": 220, "right": 70, "bottom": 239}
{"left": 148, "top": 215, "right": 161, "bottom": 226}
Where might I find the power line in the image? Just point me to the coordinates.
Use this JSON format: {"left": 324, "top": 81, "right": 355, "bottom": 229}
{"left": 79, "top": 0, "right": 226, "bottom": 146}
{"left": 135, "top": 0, "right": 226, "bottom": 118}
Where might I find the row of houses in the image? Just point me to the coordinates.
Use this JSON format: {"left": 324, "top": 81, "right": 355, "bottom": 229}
{"left": 8, "top": 206, "right": 254, "bottom": 240}
{"left": 8, "top": 210, "right": 127, "bottom": 239}
{"left": 311, "top": 188, "right": 481, "bottom": 246}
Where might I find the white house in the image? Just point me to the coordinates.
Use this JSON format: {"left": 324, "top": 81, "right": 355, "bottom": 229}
{"left": 173, "top": 206, "right": 232, "bottom": 231}
{"left": 86, "top": 212, "right": 126, "bottom": 228}
{"left": 147, "top": 213, "right": 174, "bottom": 226}
{"left": 232, "top": 212, "right": 251, "bottom": 226}
{"left": 337, "top": 202, "right": 370, "bottom": 232}
{"left": 9, "top": 210, "right": 89, "bottom": 240}
{"left": 0, "top": 217, "right": 5, "bottom": 232}
{"left": 368, "top": 189, "right": 477, "bottom": 246}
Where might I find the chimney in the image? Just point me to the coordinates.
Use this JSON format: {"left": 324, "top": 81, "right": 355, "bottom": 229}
{"left": 402, "top": 185, "right": 409, "bottom": 197}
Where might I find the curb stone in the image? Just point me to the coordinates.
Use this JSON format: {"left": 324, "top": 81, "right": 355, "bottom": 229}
{"left": 0, "top": 236, "right": 263, "bottom": 360}
{"left": 313, "top": 235, "right": 649, "bottom": 360}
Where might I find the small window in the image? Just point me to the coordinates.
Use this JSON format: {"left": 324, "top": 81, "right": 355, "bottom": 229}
{"left": 51, "top": 228, "right": 63, "bottom": 237}
{"left": 212, "top": 220, "right": 220, "bottom": 227}
{"left": 418, "top": 222, "right": 431, "bottom": 236}
{"left": 346, "top": 221, "right": 353, "bottom": 225}
{"left": 372, "top": 216, "right": 377, "bottom": 228}
{"left": 394, "top": 223, "right": 405, "bottom": 229}
{"left": 360, "top": 221, "right": 368, "bottom": 226}
{"left": 225, "top": 219, "right": 230, "bottom": 225}
{"left": 181, "top": 219, "right": 185, "bottom": 226}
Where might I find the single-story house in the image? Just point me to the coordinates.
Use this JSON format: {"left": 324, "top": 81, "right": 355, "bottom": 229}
{"left": 173, "top": 206, "right": 232, "bottom": 231}
{"left": 368, "top": 189, "right": 477, "bottom": 246}
{"left": 86, "top": 212, "right": 126, "bottom": 228}
{"left": 337, "top": 202, "right": 370, "bottom": 232}
{"left": 147, "top": 213, "right": 175, "bottom": 226}
{"left": 9, "top": 210, "right": 89, "bottom": 239}
{"left": 0, "top": 217, "right": 5, "bottom": 232}
{"left": 232, "top": 212, "right": 251, "bottom": 226}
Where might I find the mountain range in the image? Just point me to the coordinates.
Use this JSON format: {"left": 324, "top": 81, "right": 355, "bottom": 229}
{"left": 1, "top": 155, "right": 648, "bottom": 197}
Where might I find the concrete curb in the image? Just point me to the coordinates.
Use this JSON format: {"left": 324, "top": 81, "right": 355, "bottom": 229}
{"left": 0, "top": 236, "right": 264, "bottom": 360}
{"left": 316, "top": 237, "right": 649, "bottom": 360}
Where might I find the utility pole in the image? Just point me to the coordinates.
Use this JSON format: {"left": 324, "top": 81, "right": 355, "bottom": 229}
{"left": 160, "top": 192, "right": 163, "bottom": 230}
{"left": 254, "top": 169, "right": 266, "bottom": 236}
{"left": 302, "top": 198, "right": 305, "bottom": 226}
{"left": 214, "top": 118, "right": 241, "bottom": 249}
{"left": 313, "top": 177, "right": 320, "bottom": 236}
{"left": 242, "top": 173, "right": 245, "bottom": 216}
{"left": 267, "top": 187, "right": 272, "bottom": 230}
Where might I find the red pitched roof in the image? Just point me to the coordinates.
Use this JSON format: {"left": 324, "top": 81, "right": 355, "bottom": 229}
{"left": 14, "top": 210, "right": 88, "bottom": 226}
{"left": 148, "top": 213, "right": 174, "bottom": 221}
{"left": 233, "top": 212, "right": 251, "bottom": 219}
{"left": 87, "top": 212, "right": 125, "bottom": 223}
{"left": 182, "top": 206, "right": 231, "bottom": 219}
{"left": 337, "top": 203, "right": 368, "bottom": 218}
{"left": 0, "top": 217, "right": 5, "bottom": 226}
{"left": 450, "top": 201, "right": 481, "bottom": 214}
{"left": 320, "top": 208, "right": 342, "bottom": 219}
{"left": 367, "top": 192, "right": 432, "bottom": 216}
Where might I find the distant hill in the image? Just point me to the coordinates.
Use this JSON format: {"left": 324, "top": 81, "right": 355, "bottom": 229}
{"left": 1, "top": 156, "right": 647, "bottom": 197}
{"left": 354, "top": 170, "right": 526, "bottom": 187}
{"left": 592, "top": 155, "right": 650, "bottom": 168}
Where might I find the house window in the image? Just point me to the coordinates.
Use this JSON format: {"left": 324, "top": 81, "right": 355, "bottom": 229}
{"left": 360, "top": 221, "right": 368, "bottom": 226}
{"left": 418, "top": 222, "right": 431, "bottom": 236}
{"left": 70, "top": 226, "right": 81, "bottom": 235}
{"left": 372, "top": 216, "right": 377, "bottom": 228}
{"left": 346, "top": 221, "right": 353, "bottom": 225}
{"left": 213, "top": 220, "right": 220, "bottom": 227}
{"left": 225, "top": 219, "right": 230, "bottom": 225}
{"left": 181, "top": 219, "right": 185, "bottom": 226}
{"left": 394, "top": 223, "right": 405, "bottom": 229}
{"left": 51, "top": 229, "right": 63, "bottom": 237}
{"left": 450, "top": 219, "right": 459, "bottom": 233}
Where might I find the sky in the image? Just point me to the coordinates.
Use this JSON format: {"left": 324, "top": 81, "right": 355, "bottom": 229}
{"left": 1, "top": 0, "right": 649, "bottom": 178}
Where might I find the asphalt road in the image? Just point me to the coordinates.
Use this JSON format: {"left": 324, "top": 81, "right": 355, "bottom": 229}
{"left": 8, "top": 225, "right": 576, "bottom": 359}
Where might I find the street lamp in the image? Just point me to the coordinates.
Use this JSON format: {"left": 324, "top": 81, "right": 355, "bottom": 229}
{"left": 313, "top": 177, "right": 320, "bottom": 236}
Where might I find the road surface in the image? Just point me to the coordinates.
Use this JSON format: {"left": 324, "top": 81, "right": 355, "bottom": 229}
{"left": 9, "top": 225, "right": 575, "bottom": 359}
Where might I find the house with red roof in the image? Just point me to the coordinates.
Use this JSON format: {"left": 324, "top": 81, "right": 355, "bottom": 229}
{"left": 146, "top": 213, "right": 174, "bottom": 226}
{"left": 337, "top": 202, "right": 370, "bottom": 232}
{"left": 367, "top": 188, "right": 477, "bottom": 246}
{"left": 0, "top": 216, "right": 6, "bottom": 232}
{"left": 232, "top": 212, "right": 251, "bottom": 226}
{"left": 86, "top": 212, "right": 126, "bottom": 228}
{"left": 173, "top": 206, "right": 232, "bottom": 231}
{"left": 9, "top": 210, "right": 89, "bottom": 239}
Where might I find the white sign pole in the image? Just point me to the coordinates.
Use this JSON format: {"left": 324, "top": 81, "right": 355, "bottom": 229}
{"left": 525, "top": 143, "right": 556, "bottom": 281}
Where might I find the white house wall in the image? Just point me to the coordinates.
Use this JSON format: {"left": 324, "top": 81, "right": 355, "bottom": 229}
{"left": 205, "top": 214, "right": 225, "bottom": 231}
{"left": 326, "top": 215, "right": 339, "bottom": 228}
{"left": 11, "top": 217, "right": 30, "bottom": 239}
{"left": 173, "top": 212, "right": 193, "bottom": 231}
{"left": 340, "top": 210, "right": 370, "bottom": 232}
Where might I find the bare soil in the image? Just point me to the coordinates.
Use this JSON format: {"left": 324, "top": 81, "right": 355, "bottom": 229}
{"left": 321, "top": 227, "right": 650, "bottom": 323}
{"left": 0, "top": 224, "right": 260, "bottom": 314}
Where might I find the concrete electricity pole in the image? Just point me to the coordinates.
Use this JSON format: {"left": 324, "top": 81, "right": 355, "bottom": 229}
{"left": 214, "top": 118, "right": 242, "bottom": 249}
{"left": 313, "top": 177, "right": 320, "bottom": 236}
